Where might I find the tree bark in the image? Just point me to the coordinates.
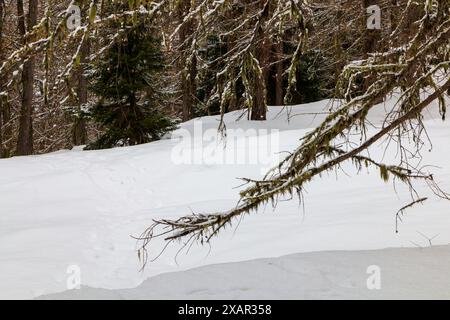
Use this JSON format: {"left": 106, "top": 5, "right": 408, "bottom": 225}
{"left": 16, "top": 0, "right": 38, "bottom": 155}
{"left": 250, "top": 2, "right": 270, "bottom": 121}
{"left": 0, "top": 30, "right": 11, "bottom": 159}
{"left": 274, "top": 40, "right": 284, "bottom": 106}
{"left": 72, "top": 39, "right": 89, "bottom": 146}
{"left": 0, "top": 0, "right": 7, "bottom": 157}
{"left": 179, "top": 0, "right": 196, "bottom": 122}
{"left": 250, "top": 39, "right": 269, "bottom": 121}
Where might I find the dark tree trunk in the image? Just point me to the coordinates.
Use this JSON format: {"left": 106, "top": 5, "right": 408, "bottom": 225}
{"left": 179, "top": 0, "right": 196, "bottom": 122}
{"left": 72, "top": 40, "right": 89, "bottom": 146}
{"left": 251, "top": 80, "right": 267, "bottom": 120}
{"left": 181, "top": 53, "right": 197, "bottom": 121}
{"left": 16, "top": 0, "right": 38, "bottom": 156}
{"left": 274, "top": 40, "right": 284, "bottom": 106}
{"left": 250, "top": 52, "right": 269, "bottom": 120}
{"left": 0, "top": 0, "right": 8, "bottom": 158}
{"left": 250, "top": 2, "right": 269, "bottom": 121}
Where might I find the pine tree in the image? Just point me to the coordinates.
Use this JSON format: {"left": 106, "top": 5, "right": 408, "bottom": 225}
{"left": 85, "top": 21, "right": 178, "bottom": 150}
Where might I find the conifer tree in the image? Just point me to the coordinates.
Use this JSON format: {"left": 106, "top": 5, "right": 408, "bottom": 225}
{"left": 85, "top": 20, "right": 178, "bottom": 150}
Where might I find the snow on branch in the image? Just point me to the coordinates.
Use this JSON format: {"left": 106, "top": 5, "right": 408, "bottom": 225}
{"left": 136, "top": 0, "right": 450, "bottom": 265}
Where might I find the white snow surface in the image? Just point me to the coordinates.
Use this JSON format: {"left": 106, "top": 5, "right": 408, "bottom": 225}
{"left": 39, "top": 246, "right": 450, "bottom": 300}
{"left": 1, "top": 97, "right": 450, "bottom": 299}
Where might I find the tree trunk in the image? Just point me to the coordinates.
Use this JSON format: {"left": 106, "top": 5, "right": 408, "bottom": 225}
{"left": 181, "top": 53, "right": 197, "bottom": 121}
{"left": 274, "top": 40, "right": 284, "bottom": 106}
{"left": 72, "top": 40, "right": 89, "bottom": 146}
{"left": 0, "top": 7, "right": 11, "bottom": 160}
{"left": 179, "top": 0, "right": 196, "bottom": 122}
{"left": 16, "top": 0, "right": 38, "bottom": 156}
{"left": 0, "top": 0, "right": 8, "bottom": 158}
{"left": 250, "top": 2, "right": 269, "bottom": 121}
{"left": 250, "top": 54, "right": 268, "bottom": 120}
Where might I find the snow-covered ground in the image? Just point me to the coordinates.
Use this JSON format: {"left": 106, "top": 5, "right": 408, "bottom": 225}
{"left": 39, "top": 246, "right": 450, "bottom": 300}
{"left": 1, "top": 97, "right": 450, "bottom": 299}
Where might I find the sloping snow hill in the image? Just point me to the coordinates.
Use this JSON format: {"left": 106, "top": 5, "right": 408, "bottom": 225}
{"left": 1, "top": 98, "right": 450, "bottom": 299}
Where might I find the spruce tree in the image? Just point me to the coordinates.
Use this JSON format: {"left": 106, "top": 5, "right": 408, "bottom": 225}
{"left": 85, "top": 21, "right": 178, "bottom": 150}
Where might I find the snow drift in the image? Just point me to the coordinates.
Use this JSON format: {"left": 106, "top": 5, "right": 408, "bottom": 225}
{"left": 39, "top": 246, "right": 450, "bottom": 300}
